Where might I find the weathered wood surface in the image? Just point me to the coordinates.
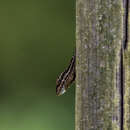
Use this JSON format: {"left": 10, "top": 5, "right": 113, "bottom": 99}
{"left": 76, "top": 0, "right": 123, "bottom": 129}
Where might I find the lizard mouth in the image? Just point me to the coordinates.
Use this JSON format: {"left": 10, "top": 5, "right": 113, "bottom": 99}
{"left": 56, "top": 86, "right": 66, "bottom": 96}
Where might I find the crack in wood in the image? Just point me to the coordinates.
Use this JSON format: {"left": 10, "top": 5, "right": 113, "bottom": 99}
{"left": 121, "top": 0, "right": 129, "bottom": 129}
{"left": 120, "top": 48, "right": 124, "bottom": 130}
{"left": 123, "top": 0, "right": 129, "bottom": 50}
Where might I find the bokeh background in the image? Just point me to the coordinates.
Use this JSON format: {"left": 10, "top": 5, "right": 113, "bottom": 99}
{"left": 0, "top": 0, "right": 75, "bottom": 130}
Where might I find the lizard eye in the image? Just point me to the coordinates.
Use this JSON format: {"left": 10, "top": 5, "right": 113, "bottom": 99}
{"left": 56, "top": 79, "right": 60, "bottom": 86}
{"left": 56, "top": 79, "right": 59, "bottom": 86}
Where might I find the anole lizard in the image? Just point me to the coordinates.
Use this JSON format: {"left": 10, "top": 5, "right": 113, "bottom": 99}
{"left": 56, "top": 54, "right": 76, "bottom": 96}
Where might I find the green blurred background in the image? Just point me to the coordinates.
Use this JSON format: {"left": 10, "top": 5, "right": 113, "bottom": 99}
{"left": 0, "top": 0, "right": 75, "bottom": 130}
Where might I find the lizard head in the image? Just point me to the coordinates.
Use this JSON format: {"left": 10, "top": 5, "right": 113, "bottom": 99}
{"left": 56, "top": 78, "right": 66, "bottom": 96}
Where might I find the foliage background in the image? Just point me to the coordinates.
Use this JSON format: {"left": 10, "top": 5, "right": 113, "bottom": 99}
{"left": 0, "top": 0, "right": 75, "bottom": 130}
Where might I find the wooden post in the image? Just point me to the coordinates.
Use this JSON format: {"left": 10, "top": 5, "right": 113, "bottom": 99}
{"left": 76, "top": 0, "right": 125, "bottom": 129}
